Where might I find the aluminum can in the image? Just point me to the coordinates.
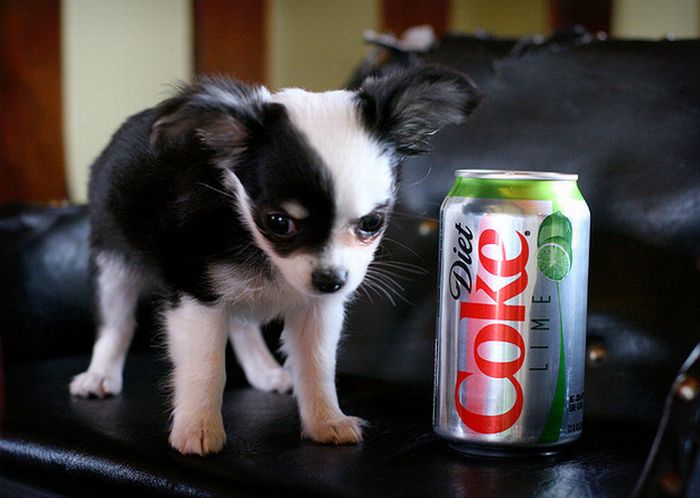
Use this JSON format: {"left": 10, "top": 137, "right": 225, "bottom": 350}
{"left": 433, "top": 170, "right": 590, "bottom": 456}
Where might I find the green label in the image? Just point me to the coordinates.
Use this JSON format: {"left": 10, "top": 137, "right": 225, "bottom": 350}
{"left": 448, "top": 177, "right": 584, "bottom": 205}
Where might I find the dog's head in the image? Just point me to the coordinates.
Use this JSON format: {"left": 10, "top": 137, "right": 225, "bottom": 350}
{"left": 151, "top": 67, "right": 482, "bottom": 298}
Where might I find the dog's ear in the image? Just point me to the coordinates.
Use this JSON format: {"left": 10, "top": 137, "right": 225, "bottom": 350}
{"left": 150, "top": 77, "right": 269, "bottom": 154}
{"left": 357, "top": 65, "right": 483, "bottom": 157}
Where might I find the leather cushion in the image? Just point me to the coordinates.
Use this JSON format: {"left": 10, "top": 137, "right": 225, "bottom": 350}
{"left": 1, "top": 353, "right": 653, "bottom": 497}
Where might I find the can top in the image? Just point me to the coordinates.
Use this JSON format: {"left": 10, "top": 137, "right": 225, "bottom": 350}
{"left": 455, "top": 169, "right": 579, "bottom": 181}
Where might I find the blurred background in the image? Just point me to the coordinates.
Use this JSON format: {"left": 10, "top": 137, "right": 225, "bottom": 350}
{"left": 1, "top": 0, "right": 699, "bottom": 204}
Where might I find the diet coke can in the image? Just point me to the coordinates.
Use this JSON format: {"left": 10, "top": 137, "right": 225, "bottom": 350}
{"left": 433, "top": 170, "right": 590, "bottom": 456}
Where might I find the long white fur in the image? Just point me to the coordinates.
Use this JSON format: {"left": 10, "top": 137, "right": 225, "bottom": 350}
{"left": 72, "top": 85, "right": 395, "bottom": 455}
{"left": 281, "top": 296, "right": 364, "bottom": 443}
{"left": 166, "top": 296, "right": 228, "bottom": 455}
{"left": 70, "top": 253, "right": 144, "bottom": 398}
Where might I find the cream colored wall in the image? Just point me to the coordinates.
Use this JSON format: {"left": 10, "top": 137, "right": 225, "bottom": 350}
{"left": 62, "top": 0, "right": 193, "bottom": 202}
{"left": 267, "top": 0, "right": 379, "bottom": 91}
{"left": 450, "top": 0, "right": 549, "bottom": 36}
{"left": 612, "top": 0, "right": 700, "bottom": 38}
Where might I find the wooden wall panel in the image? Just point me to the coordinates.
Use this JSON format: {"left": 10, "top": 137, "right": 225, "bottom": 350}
{"left": 0, "top": 0, "right": 67, "bottom": 203}
{"left": 194, "top": 0, "right": 267, "bottom": 83}
{"left": 381, "top": 0, "right": 450, "bottom": 37}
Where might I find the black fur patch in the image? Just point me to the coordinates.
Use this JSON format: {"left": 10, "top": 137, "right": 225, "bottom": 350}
{"left": 229, "top": 102, "right": 335, "bottom": 257}
{"left": 150, "top": 77, "right": 266, "bottom": 152}
{"left": 356, "top": 65, "right": 483, "bottom": 157}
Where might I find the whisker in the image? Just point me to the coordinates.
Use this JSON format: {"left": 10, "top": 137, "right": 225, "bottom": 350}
{"left": 363, "top": 275, "right": 397, "bottom": 306}
{"left": 371, "top": 267, "right": 421, "bottom": 285}
{"left": 374, "top": 245, "right": 396, "bottom": 260}
{"left": 361, "top": 280, "right": 381, "bottom": 301}
{"left": 356, "top": 282, "right": 375, "bottom": 304}
{"left": 369, "top": 275, "right": 415, "bottom": 306}
{"left": 381, "top": 237, "right": 425, "bottom": 261}
{"left": 367, "top": 284, "right": 391, "bottom": 306}
{"left": 369, "top": 267, "right": 413, "bottom": 281}
{"left": 376, "top": 272, "right": 417, "bottom": 303}
{"left": 407, "top": 166, "right": 433, "bottom": 187}
{"left": 367, "top": 268, "right": 406, "bottom": 292}
{"left": 198, "top": 182, "right": 236, "bottom": 200}
{"left": 372, "top": 260, "right": 429, "bottom": 276}
{"left": 365, "top": 272, "right": 417, "bottom": 306}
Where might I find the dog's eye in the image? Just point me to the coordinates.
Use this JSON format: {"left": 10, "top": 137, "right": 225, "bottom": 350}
{"left": 357, "top": 213, "right": 385, "bottom": 240}
{"left": 265, "top": 212, "right": 297, "bottom": 238}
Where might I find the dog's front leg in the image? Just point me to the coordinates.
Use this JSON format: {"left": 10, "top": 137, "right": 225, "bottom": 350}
{"left": 283, "top": 299, "right": 364, "bottom": 444}
{"left": 165, "top": 296, "right": 228, "bottom": 455}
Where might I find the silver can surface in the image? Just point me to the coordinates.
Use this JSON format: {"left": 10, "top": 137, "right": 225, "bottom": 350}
{"left": 433, "top": 170, "right": 590, "bottom": 456}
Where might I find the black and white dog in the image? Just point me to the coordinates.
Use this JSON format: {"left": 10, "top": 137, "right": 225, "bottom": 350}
{"left": 69, "top": 66, "right": 481, "bottom": 455}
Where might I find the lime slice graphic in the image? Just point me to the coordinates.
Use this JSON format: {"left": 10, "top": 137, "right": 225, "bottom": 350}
{"left": 537, "top": 242, "right": 572, "bottom": 281}
{"left": 537, "top": 211, "right": 574, "bottom": 281}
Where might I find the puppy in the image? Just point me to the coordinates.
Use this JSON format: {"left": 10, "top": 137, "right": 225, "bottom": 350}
{"left": 69, "top": 66, "right": 481, "bottom": 455}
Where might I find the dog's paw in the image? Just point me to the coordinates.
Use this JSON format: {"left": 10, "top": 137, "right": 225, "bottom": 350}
{"left": 248, "top": 367, "right": 293, "bottom": 394}
{"left": 302, "top": 415, "right": 366, "bottom": 445}
{"left": 69, "top": 371, "right": 123, "bottom": 398}
{"left": 169, "top": 412, "right": 226, "bottom": 456}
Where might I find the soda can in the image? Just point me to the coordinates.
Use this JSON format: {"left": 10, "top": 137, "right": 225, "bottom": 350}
{"left": 433, "top": 169, "right": 590, "bottom": 456}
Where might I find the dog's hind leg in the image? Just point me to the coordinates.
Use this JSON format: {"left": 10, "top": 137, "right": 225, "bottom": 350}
{"left": 70, "top": 252, "right": 143, "bottom": 398}
{"left": 229, "top": 318, "right": 292, "bottom": 394}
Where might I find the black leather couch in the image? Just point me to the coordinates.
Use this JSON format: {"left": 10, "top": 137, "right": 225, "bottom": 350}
{"left": 2, "top": 31, "right": 699, "bottom": 497}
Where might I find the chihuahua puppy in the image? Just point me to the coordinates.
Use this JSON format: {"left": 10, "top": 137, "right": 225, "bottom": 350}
{"left": 69, "top": 66, "right": 481, "bottom": 455}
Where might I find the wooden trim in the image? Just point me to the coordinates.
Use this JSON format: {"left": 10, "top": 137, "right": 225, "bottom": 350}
{"left": 193, "top": 0, "right": 267, "bottom": 84}
{"left": 381, "top": 0, "right": 450, "bottom": 37}
{"left": 549, "top": 0, "right": 612, "bottom": 34}
{"left": 0, "top": 0, "right": 66, "bottom": 203}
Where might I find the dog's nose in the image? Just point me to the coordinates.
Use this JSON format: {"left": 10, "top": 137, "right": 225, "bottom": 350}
{"left": 311, "top": 268, "right": 348, "bottom": 294}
